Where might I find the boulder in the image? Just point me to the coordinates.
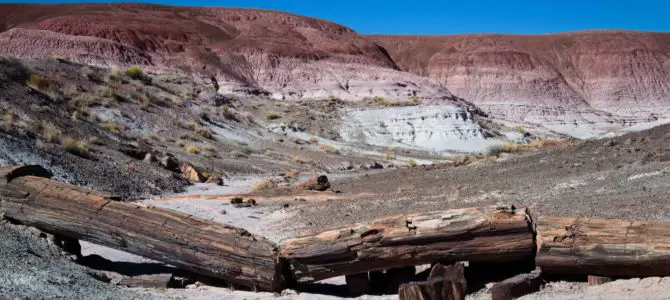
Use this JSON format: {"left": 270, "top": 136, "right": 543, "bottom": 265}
{"left": 180, "top": 163, "right": 206, "bottom": 183}
{"left": 299, "top": 175, "right": 331, "bottom": 191}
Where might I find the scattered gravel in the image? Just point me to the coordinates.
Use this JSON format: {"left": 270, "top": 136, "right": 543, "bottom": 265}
{"left": 0, "top": 221, "right": 147, "bottom": 299}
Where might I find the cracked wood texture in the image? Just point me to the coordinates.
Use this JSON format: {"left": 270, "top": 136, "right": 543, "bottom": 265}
{"left": 536, "top": 216, "right": 670, "bottom": 277}
{"left": 281, "top": 206, "right": 533, "bottom": 283}
{"left": 0, "top": 166, "right": 284, "bottom": 291}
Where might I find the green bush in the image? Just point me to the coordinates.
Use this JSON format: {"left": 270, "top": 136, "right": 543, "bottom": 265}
{"left": 126, "top": 65, "right": 143, "bottom": 79}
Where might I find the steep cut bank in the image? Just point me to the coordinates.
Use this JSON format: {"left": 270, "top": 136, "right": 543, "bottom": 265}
{"left": 370, "top": 32, "right": 670, "bottom": 136}
{"left": 0, "top": 3, "right": 459, "bottom": 103}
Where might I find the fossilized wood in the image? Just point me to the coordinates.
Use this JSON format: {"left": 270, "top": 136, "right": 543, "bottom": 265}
{"left": 536, "top": 216, "right": 670, "bottom": 277}
{"left": 281, "top": 206, "right": 533, "bottom": 283}
{"left": 398, "top": 264, "right": 466, "bottom": 300}
{"left": 488, "top": 270, "right": 543, "bottom": 300}
{"left": 0, "top": 165, "right": 284, "bottom": 291}
{"left": 118, "top": 274, "right": 174, "bottom": 288}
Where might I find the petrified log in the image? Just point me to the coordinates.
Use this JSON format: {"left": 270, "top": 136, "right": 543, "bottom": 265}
{"left": 398, "top": 264, "right": 466, "bottom": 300}
{"left": 281, "top": 206, "right": 533, "bottom": 283}
{"left": 0, "top": 165, "right": 283, "bottom": 291}
{"left": 118, "top": 274, "right": 174, "bottom": 288}
{"left": 536, "top": 216, "right": 670, "bottom": 277}
{"left": 488, "top": 270, "right": 543, "bottom": 300}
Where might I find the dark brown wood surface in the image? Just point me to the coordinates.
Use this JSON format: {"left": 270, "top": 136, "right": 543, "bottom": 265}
{"left": 281, "top": 206, "right": 534, "bottom": 283}
{"left": 0, "top": 165, "right": 284, "bottom": 291}
{"left": 398, "top": 263, "right": 466, "bottom": 300}
{"left": 536, "top": 216, "right": 670, "bottom": 277}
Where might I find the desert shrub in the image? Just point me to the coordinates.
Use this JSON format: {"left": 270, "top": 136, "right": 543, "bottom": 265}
{"left": 42, "top": 123, "right": 60, "bottom": 143}
{"left": 221, "top": 105, "right": 237, "bottom": 121}
{"left": 291, "top": 154, "right": 310, "bottom": 164}
{"left": 100, "top": 122, "right": 122, "bottom": 133}
{"left": 0, "top": 112, "right": 14, "bottom": 132}
{"left": 266, "top": 111, "right": 282, "bottom": 120}
{"left": 126, "top": 65, "right": 143, "bottom": 79}
{"left": 176, "top": 139, "right": 186, "bottom": 147}
{"left": 408, "top": 159, "right": 417, "bottom": 167}
{"left": 452, "top": 155, "right": 472, "bottom": 166}
{"left": 252, "top": 179, "right": 279, "bottom": 193}
{"left": 186, "top": 120, "right": 198, "bottom": 130}
{"left": 383, "top": 153, "right": 396, "bottom": 160}
{"left": 203, "top": 144, "right": 217, "bottom": 152}
{"left": 185, "top": 144, "right": 200, "bottom": 154}
{"left": 515, "top": 126, "right": 526, "bottom": 133}
{"left": 196, "top": 127, "right": 213, "bottom": 139}
{"left": 139, "top": 94, "right": 150, "bottom": 108}
{"left": 61, "top": 137, "right": 90, "bottom": 158}
{"left": 285, "top": 169, "right": 300, "bottom": 178}
{"left": 26, "top": 74, "right": 50, "bottom": 90}
{"left": 308, "top": 136, "right": 319, "bottom": 144}
{"left": 230, "top": 150, "right": 248, "bottom": 158}
{"left": 320, "top": 144, "right": 339, "bottom": 154}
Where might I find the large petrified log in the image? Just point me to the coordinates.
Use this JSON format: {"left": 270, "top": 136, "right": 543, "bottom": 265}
{"left": 281, "top": 206, "right": 534, "bottom": 283}
{"left": 0, "top": 166, "right": 284, "bottom": 291}
{"left": 536, "top": 216, "right": 670, "bottom": 277}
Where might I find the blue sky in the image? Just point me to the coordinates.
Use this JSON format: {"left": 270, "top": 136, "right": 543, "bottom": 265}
{"left": 6, "top": 0, "right": 670, "bottom": 34}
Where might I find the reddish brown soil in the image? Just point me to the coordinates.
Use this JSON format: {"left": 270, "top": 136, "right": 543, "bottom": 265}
{"left": 0, "top": 3, "right": 395, "bottom": 78}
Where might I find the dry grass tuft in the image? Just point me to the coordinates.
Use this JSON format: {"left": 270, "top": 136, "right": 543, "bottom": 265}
{"left": 266, "top": 111, "right": 282, "bottom": 120}
{"left": 126, "top": 65, "right": 143, "bottom": 79}
{"left": 42, "top": 123, "right": 60, "bottom": 143}
{"left": 383, "top": 153, "right": 396, "bottom": 160}
{"left": 185, "top": 144, "right": 200, "bottom": 154}
{"left": 100, "top": 122, "right": 122, "bottom": 133}
{"left": 292, "top": 154, "right": 311, "bottom": 164}
{"left": 319, "top": 144, "right": 339, "bottom": 154}
{"left": 252, "top": 179, "right": 279, "bottom": 193}
{"left": 61, "top": 136, "right": 90, "bottom": 158}
{"left": 285, "top": 169, "right": 300, "bottom": 178}
{"left": 230, "top": 150, "right": 249, "bottom": 158}
{"left": 408, "top": 158, "right": 417, "bottom": 167}
{"left": 26, "top": 74, "right": 50, "bottom": 90}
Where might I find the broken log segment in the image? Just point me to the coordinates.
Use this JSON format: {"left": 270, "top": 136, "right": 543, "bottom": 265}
{"left": 488, "top": 270, "right": 543, "bottom": 300}
{"left": 0, "top": 165, "right": 285, "bottom": 292}
{"left": 281, "top": 206, "right": 534, "bottom": 283}
{"left": 398, "top": 263, "right": 466, "bottom": 300}
{"left": 536, "top": 216, "right": 670, "bottom": 278}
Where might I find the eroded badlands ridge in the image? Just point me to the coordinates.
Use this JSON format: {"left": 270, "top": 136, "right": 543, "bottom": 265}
{"left": 370, "top": 32, "right": 670, "bottom": 132}
{"left": 0, "top": 3, "right": 459, "bottom": 103}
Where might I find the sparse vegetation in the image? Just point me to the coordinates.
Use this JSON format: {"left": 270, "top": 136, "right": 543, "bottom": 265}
{"left": 285, "top": 169, "right": 300, "bottom": 178}
{"left": 61, "top": 136, "right": 90, "bottom": 158}
{"left": 383, "top": 153, "right": 396, "bottom": 160}
{"left": 42, "top": 123, "right": 60, "bottom": 143}
{"left": 204, "top": 144, "right": 217, "bottom": 152}
{"left": 252, "top": 179, "right": 279, "bottom": 193}
{"left": 196, "top": 127, "right": 213, "bottom": 139}
{"left": 408, "top": 159, "right": 417, "bottom": 167}
{"left": 266, "top": 111, "right": 282, "bottom": 120}
{"left": 515, "top": 126, "right": 526, "bottom": 133}
{"left": 26, "top": 74, "right": 50, "bottom": 90}
{"left": 185, "top": 144, "right": 200, "bottom": 154}
{"left": 230, "top": 150, "right": 248, "bottom": 158}
{"left": 139, "top": 94, "right": 150, "bottom": 108}
{"left": 487, "top": 139, "right": 569, "bottom": 155}
{"left": 308, "top": 136, "right": 319, "bottom": 144}
{"left": 126, "top": 65, "right": 143, "bottom": 79}
{"left": 367, "top": 96, "right": 420, "bottom": 107}
{"left": 100, "top": 122, "right": 122, "bottom": 133}
{"left": 320, "top": 144, "right": 339, "bottom": 154}
{"left": 292, "top": 154, "right": 310, "bottom": 164}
